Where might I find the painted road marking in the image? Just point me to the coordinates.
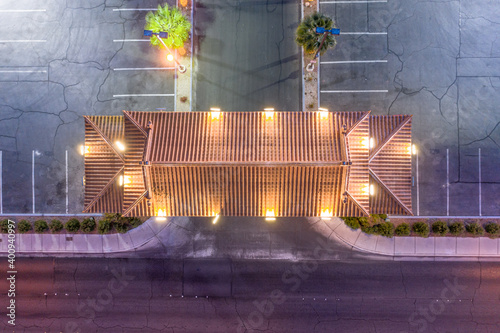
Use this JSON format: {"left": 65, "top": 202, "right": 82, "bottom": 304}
{"left": 479, "top": 148, "right": 482, "bottom": 217}
{"left": 0, "top": 151, "right": 2, "bottom": 215}
{"left": 112, "top": 8, "right": 157, "bottom": 11}
{"left": 0, "top": 9, "right": 46, "bottom": 13}
{"left": 320, "top": 60, "right": 387, "bottom": 64}
{"left": 416, "top": 149, "right": 419, "bottom": 216}
{"left": 321, "top": 1, "right": 386, "bottom": 3}
{"left": 0, "top": 40, "right": 46, "bottom": 43}
{"left": 113, "top": 39, "right": 149, "bottom": 42}
{"left": 446, "top": 148, "right": 449, "bottom": 216}
{"left": 66, "top": 150, "right": 68, "bottom": 214}
{"left": 113, "top": 94, "right": 175, "bottom": 97}
{"left": 341, "top": 32, "right": 387, "bottom": 35}
{"left": 0, "top": 70, "right": 47, "bottom": 73}
{"left": 321, "top": 90, "right": 388, "bottom": 93}
{"left": 32, "top": 150, "right": 35, "bottom": 214}
{"left": 113, "top": 67, "right": 175, "bottom": 71}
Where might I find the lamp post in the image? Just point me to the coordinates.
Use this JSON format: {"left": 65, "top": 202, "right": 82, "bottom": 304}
{"left": 306, "top": 27, "right": 340, "bottom": 72}
{"left": 144, "top": 30, "right": 187, "bottom": 73}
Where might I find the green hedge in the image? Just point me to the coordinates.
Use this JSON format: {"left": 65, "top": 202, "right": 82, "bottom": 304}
{"left": 465, "top": 222, "right": 484, "bottom": 236}
{"left": 98, "top": 219, "right": 112, "bottom": 234}
{"left": 0, "top": 219, "right": 8, "bottom": 233}
{"left": 18, "top": 220, "right": 32, "bottom": 233}
{"left": 343, "top": 217, "right": 360, "bottom": 230}
{"left": 81, "top": 218, "right": 96, "bottom": 233}
{"left": 372, "top": 222, "right": 395, "bottom": 238}
{"left": 412, "top": 222, "right": 429, "bottom": 237}
{"left": 449, "top": 221, "right": 465, "bottom": 235}
{"left": 485, "top": 222, "right": 500, "bottom": 236}
{"left": 34, "top": 220, "right": 48, "bottom": 233}
{"left": 49, "top": 219, "right": 64, "bottom": 233}
{"left": 432, "top": 221, "right": 449, "bottom": 236}
{"left": 65, "top": 218, "right": 80, "bottom": 233}
{"left": 395, "top": 223, "right": 411, "bottom": 236}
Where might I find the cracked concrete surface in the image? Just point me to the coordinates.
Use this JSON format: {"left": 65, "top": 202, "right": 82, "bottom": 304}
{"left": 2, "top": 257, "right": 500, "bottom": 332}
{"left": 320, "top": 0, "right": 500, "bottom": 216}
{"left": 0, "top": 0, "right": 176, "bottom": 214}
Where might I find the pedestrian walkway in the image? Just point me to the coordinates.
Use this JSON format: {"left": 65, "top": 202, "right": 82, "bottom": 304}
{"left": 2, "top": 216, "right": 500, "bottom": 260}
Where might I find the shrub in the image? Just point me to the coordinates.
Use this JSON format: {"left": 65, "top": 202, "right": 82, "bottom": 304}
{"left": 49, "top": 219, "right": 64, "bottom": 233}
{"left": 0, "top": 219, "right": 9, "bottom": 233}
{"left": 65, "top": 218, "right": 80, "bottom": 233}
{"left": 432, "top": 221, "right": 449, "bottom": 236}
{"left": 395, "top": 223, "right": 411, "bottom": 236}
{"left": 114, "top": 217, "right": 130, "bottom": 234}
{"left": 372, "top": 222, "right": 395, "bottom": 238}
{"left": 485, "top": 222, "right": 500, "bottom": 236}
{"left": 145, "top": 4, "right": 191, "bottom": 49}
{"left": 34, "top": 220, "right": 48, "bottom": 233}
{"left": 466, "top": 222, "right": 484, "bottom": 236}
{"left": 98, "top": 219, "right": 112, "bottom": 234}
{"left": 359, "top": 217, "right": 374, "bottom": 234}
{"left": 343, "top": 217, "right": 360, "bottom": 230}
{"left": 412, "top": 222, "right": 429, "bottom": 237}
{"left": 81, "top": 218, "right": 96, "bottom": 233}
{"left": 129, "top": 217, "right": 143, "bottom": 228}
{"left": 18, "top": 220, "right": 32, "bottom": 233}
{"left": 379, "top": 214, "right": 388, "bottom": 220}
{"left": 449, "top": 221, "right": 465, "bottom": 235}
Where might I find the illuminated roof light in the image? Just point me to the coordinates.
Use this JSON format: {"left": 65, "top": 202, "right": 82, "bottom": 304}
{"left": 210, "top": 111, "right": 221, "bottom": 121}
{"left": 370, "top": 137, "right": 375, "bottom": 149}
{"left": 362, "top": 184, "right": 370, "bottom": 195}
{"left": 319, "top": 111, "right": 329, "bottom": 120}
{"left": 369, "top": 184, "right": 375, "bottom": 196}
{"left": 360, "top": 137, "right": 369, "bottom": 148}
{"left": 213, "top": 214, "right": 220, "bottom": 224}
{"left": 412, "top": 144, "right": 417, "bottom": 155}
{"left": 265, "top": 209, "right": 276, "bottom": 221}
{"left": 318, "top": 107, "right": 328, "bottom": 112}
{"left": 166, "top": 54, "right": 174, "bottom": 62}
{"left": 320, "top": 209, "right": 333, "bottom": 220}
{"left": 118, "top": 175, "right": 123, "bottom": 186}
{"left": 123, "top": 175, "right": 131, "bottom": 186}
{"left": 115, "top": 141, "right": 125, "bottom": 151}
{"left": 80, "top": 145, "right": 89, "bottom": 156}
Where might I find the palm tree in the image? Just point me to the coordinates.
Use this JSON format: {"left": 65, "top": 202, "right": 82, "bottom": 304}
{"left": 145, "top": 4, "right": 191, "bottom": 49}
{"left": 296, "top": 12, "right": 337, "bottom": 55}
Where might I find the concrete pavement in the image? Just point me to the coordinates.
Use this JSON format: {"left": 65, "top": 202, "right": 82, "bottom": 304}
{"left": 3, "top": 216, "right": 500, "bottom": 260}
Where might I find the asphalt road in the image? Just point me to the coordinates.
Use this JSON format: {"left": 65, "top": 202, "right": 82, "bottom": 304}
{"left": 1, "top": 257, "right": 499, "bottom": 332}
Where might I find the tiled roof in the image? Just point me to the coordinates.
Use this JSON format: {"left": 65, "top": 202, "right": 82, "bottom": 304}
{"left": 83, "top": 111, "right": 413, "bottom": 217}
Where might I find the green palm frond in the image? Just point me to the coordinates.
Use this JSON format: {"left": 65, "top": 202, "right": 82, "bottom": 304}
{"left": 295, "top": 12, "right": 337, "bottom": 55}
{"left": 145, "top": 4, "right": 191, "bottom": 49}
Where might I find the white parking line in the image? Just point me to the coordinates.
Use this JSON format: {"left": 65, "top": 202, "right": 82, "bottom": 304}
{"left": 321, "top": 90, "right": 388, "bottom": 93}
{"left": 479, "top": 148, "right": 482, "bottom": 216}
{"left": 0, "top": 70, "right": 47, "bottom": 73}
{"left": 113, "top": 67, "right": 175, "bottom": 71}
{"left": 321, "top": 60, "right": 387, "bottom": 64}
{"left": 446, "top": 148, "right": 449, "bottom": 216}
{"left": 32, "top": 150, "right": 35, "bottom": 214}
{"left": 66, "top": 150, "right": 68, "bottom": 214}
{"left": 112, "top": 39, "right": 149, "bottom": 42}
{"left": 321, "top": 0, "right": 386, "bottom": 3}
{"left": 113, "top": 94, "right": 175, "bottom": 97}
{"left": 341, "top": 32, "right": 387, "bottom": 35}
{"left": 416, "top": 149, "right": 419, "bottom": 216}
{"left": 112, "top": 8, "right": 157, "bottom": 11}
{"left": 0, "top": 9, "right": 46, "bottom": 13}
{"left": 0, "top": 40, "right": 46, "bottom": 43}
{"left": 0, "top": 151, "right": 2, "bottom": 215}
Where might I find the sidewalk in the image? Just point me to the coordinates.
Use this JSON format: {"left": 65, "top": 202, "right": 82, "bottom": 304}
{"left": 2, "top": 216, "right": 500, "bottom": 260}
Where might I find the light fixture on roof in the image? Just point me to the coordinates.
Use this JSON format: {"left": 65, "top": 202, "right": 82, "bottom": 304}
{"left": 210, "top": 109, "right": 221, "bottom": 121}
{"left": 318, "top": 108, "right": 329, "bottom": 120}
{"left": 115, "top": 141, "right": 125, "bottom": 151}
{"left": 80, "top": 145, "right": 89, "bottom": 156}
{"left": 156, "top": 208, "right": 167, "bottom": 221}
{"left": 265, "top": 209, "right": 276, "bottom": 221}
{"left": 361, "top": 137, "right": 369, "bottom": 148}
{"left": 320, "top": 208, "right": 333, "bottom": 220}
{"left": 370, "top": 137, "right": 375, "bottom": 149}
{"left": 119, "top": 175, "right": 131, "bottom": 187}
{"left": 407, "top": 143, "right": 417, "bottom": 155}
{"left": 369, "top": 184, "right": 375, "bottom": 196}
{"left": 212, "top": 214, "right": 220, "bottom": 224}
{"left": 264, "top": 108, "right": 274, "bottom": 120}
{"left": 362, "top": 184, "right": 370, "bottom": 195}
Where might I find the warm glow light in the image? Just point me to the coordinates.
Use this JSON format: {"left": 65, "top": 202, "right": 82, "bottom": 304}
{"left": 210, "top": 111, "right": 220, "bottom": 121}
{"left": 265, "top": 209, "right": 276, "bottom": 221}
{"left": 370, "top": 137, "right": 375, "bottom": 149}
{"left": 318, "top": 107, "right": 328, "bottom": 112}
{"left": 80, "top": 145, "right": 89, "bottom": 155}
{"left": 115, "top": 141, "right": 125, "bottom": 151}
{"left": 360, "top": 137, "right": 369, "bottom": 148}
{"left": 210, "top": 107, "right": 221, "bottom": 111}
{"left": 362, "top": 184, "right": 370, "bottom": 195}
{"left": 213, "top": 214, "right": 220, "bottom": 224}
{"left": 320, "top": 209, "right": 333, "bottom": 220}
{"left": 264, "top": 111, "right": 274, "bottom": 120}
{"left": 318, "top": 111, "right": 329, "bottom": 120}
{"left": 157, "top": 208, "right": 167, "bottom": 217}
{"left": 120, "top": 175, "right": 131, "bottom": 186}
{"left": 369, "top": 184, "right": 375, "bottom": 196}
{"left": 166, "top": 54, "right": 174, "bottom": 62}
{"left": 119, "top": 175, "right": 123, "bottom": 186}
{"left": 412, "top": 144, "right": 417, "bottom": 155}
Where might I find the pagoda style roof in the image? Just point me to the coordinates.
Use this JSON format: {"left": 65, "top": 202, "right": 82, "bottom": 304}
{"left": 83, "top": 111, "right": 413, "bottom": 217}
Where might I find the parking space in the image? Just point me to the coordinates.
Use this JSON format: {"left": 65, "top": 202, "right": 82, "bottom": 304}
{"left": 0, "top": 0, "right": 177, "bottom": 214}
{"left": 319, "top": 0, "right": 500, "bottom": 217}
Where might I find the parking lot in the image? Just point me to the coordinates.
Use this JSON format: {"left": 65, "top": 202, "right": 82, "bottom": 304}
{"left": 319, "top": 0, "right": 500, "bottom": 216}
{"left": 0, "top": 0, "right": 177, "bottom": 214}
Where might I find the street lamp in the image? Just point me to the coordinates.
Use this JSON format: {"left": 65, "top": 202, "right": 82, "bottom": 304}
{"left": 306, "top": 27, "right": 340, "bottom": 72}
{"left": 144, "top": 30, "right": 187, "bottom": 73}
